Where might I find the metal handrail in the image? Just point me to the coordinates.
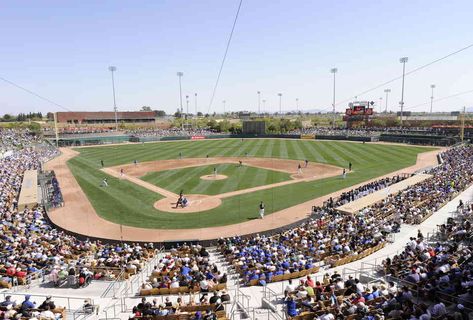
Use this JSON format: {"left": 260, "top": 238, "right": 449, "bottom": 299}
{"left": 0, "top": 292, "right": 93, "bottom": 311}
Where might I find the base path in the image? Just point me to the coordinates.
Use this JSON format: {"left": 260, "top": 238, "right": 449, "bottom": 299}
{"left": 103, "top": 157, "right": 342, "bottom": 213}
{"left": 45, "top": 147, "right": 444, "bottom": 242}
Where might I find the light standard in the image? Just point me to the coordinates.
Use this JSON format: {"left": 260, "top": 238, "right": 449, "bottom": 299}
{"left": 296, "top": 98, "right": 299, "bottom": 111}
{"left": 430, "top": 84, "right": 436, "bottom": 113}
{"left": 108, "top": 66, "right": 118, "bottom": 130}
{"left": 399, "top": 57, "right": 408, "bottom": 126}
{"left": 330, "top": 68, "right": 338, "bottom": 128}
{"left": 194, "top": 93, "right": 198, "bottom": 116}
{"left": 262, "top": 99, "right": 266, "bottom": 113}
{"left": 176, "top": 72, "right": 184, "bottom": 114}
{"left": 223, "top": 100, "right": 226, "bottom": 116}
{"left": 379, "top": 97, "right": 383, "bottom": 113}
{"left": 185, "top": 95, "right": 189, "bottom": 117}
{"left": 278, "top": 93, "right": 282, "bottom": 116}
{"left": 257, "top": 91, "right": 261, "bottom": 115}
{"left": 384, "top": 89, "right": 391, "bottom": 113}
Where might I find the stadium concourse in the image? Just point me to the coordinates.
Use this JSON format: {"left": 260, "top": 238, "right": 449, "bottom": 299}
{"left": 0, "top": 129, "right": 472, "bottom": 320}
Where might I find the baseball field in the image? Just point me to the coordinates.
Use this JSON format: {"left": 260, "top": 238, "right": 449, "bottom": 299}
{"left": 63, "top": 139, "right": 436, "bottom": 230}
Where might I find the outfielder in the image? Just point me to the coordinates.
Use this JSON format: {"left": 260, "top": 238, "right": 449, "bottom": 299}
{"left": 259, "top": 201, "right": 265, "bottom": 219}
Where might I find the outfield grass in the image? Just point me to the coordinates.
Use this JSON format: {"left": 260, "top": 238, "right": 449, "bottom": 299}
{"left": 141, "top": 163, "right": 292, "bottom": 195}
{"left": 68, "top": 139, "right": 435, "bottom": 229}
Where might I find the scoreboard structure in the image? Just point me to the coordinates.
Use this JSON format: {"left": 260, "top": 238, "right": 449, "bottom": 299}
{"left": 242, "top": 120, "right": 266, "bottom": 135}
{"left": 343, "top": 101, "right": 374, "bottom": 128}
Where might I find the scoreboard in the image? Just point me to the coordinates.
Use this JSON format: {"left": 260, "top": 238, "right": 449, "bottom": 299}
{"left": 345, "top": 101, "right": 374, "bottom": 116}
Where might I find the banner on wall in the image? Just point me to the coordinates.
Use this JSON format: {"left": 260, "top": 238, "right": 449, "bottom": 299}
{"left": 300, "top": 134, "right": 315, "bottom": 140}
{"left": 191, "top": 136, "right": 206, "bottom": 140}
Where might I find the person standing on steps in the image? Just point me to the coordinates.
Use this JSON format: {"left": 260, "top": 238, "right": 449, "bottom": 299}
{"left": 259, "top": 201, "right": 265, "bottom": 219}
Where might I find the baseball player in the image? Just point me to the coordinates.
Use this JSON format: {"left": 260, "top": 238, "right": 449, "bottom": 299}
{"left": 298, "top": 163, "right": 302, "bottom": 175}
{"left": 259, "top": 201, "right": 265, "bottom": 219}
{"left": 101, "top": 178, "right": 108, "bottom": 187}
{"left": 349, "top": 162, "right": 352, "bottom": 171}
{"left": 342, "top": 169, "right": 346, "bottom": 179}
{"left": 213, "top": 167, "right": 217, "bottom": 178}
{"left": 304, "top": 159, "right": 308, "bottom": 168}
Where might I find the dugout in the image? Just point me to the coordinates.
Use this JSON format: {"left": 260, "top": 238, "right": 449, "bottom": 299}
{"left": 50, "top": 135, "right": 132, "bottom": 147}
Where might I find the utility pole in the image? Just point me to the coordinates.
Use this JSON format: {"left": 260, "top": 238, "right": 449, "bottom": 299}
{"left": 399, "top": 57, "right": 408, "bottom": 127}
{"left": 430, "top": 84, "right": 436, "bottom": 113}
{"left": 384, "top": 89, "right": 391, "bottom": 113}
{"left": 108, "top": 66, "right": 118, "bottom": 130}
{"left": 330, "top": 68, "right": 338, "bottom": 128}
{"left": 257, "top": 91, "right": 261, "bottom": 116}
{"left": 461, "top": 106, "right": 466, "bottom": 142}
{"left": 53, "top": 112, "right": 59, "bottom": 148}
{"left": 278, "top": 93, "right": 282, "bottom": 116}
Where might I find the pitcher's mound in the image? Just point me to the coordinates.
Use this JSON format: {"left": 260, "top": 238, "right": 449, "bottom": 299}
{"left": 154, "top": 194, "right": 222, "bottom": 213}
{"left": 200, "top": 174, "right": 228, "bottom": 181}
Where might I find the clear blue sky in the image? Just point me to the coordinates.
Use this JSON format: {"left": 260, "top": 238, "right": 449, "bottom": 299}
{"left": 0, "top": 0, "right": 472, "bottom": 115}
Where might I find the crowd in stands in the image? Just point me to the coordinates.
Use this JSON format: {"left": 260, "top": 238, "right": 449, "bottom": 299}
{"left": 140, "top": 245, "right": 226, "bottom": 295}
{"left": 281, "top": 199, "right": 472, "bottom": 318}
{"left": 323, "top": 175, "right": 408, "bottom": 210}
{"left": 0, "top": 294, "right": 66, "bottom": 319}
{"left": 283, "top": 263, "right": 471, "bottom": 319}
{"left": 289, "top": 126, "right": 464, "bottom": 138}
{"left": 0, "top": 129, "right": 41, "bottom": 155}
{"left": 217, "top": 173, "right": 412, "bottom": 286}
{"left": 218, "top": 145, "right": 473, "bottom": 289}
{"left": 0, "top": 129, "right": 157, "bottom": 289}
{"left": 364, "top": 145, "right": 473, "bottom": 225}
{"left": 131, "top": 291, "right": 230, "bottom": 319}
{"left": 43, "top": 126, "right": 116, "bottom": 135}
{"left": 126, "top": 128, "right": 219, "bottom": 138}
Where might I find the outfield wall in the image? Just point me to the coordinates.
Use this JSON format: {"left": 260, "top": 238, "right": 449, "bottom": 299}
{"left": 49, "top": 132, "right": 459, "bottom": 147}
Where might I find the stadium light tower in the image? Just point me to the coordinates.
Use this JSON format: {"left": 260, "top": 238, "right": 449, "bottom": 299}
{"left": 186, "top": 95, "right": 189, "bottom": 116}
{"left": 262, "top": 99, "right": 266, "bottom": 113}
{"left": 194, "top": 93, "right": 198, "bottom": 115}
{"left": 176, "top": 72, "right": 184, "bottom": 114}
{"left": 384, "top": 89, "right": 391, "bottom": 113}
{"left": 399, "top": 57, "right": 408, "bottom": 126}
{"left": 296, "top": 98, "right": 299, "bottom": 111}
{"left": 330, "top": 68, "right": 338, "bottom": 128}
{"left": 223, "top": 100, "right": 226, "bottom": 116}
{"left": 430, "top": 84, "right": 436, "bottom": 113}
{"left": 108, "top": 66, "right": 118, "bottom": 130}
{"left": 257, "top": 91, "right": 261, "bottom": 115}
{"left": 278, "top": 93, "right": 282, "bottom": 116}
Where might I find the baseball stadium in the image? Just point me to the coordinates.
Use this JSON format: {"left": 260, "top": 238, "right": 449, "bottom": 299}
{"left": 1, "top": 1, "right": 473, "bottom": 320}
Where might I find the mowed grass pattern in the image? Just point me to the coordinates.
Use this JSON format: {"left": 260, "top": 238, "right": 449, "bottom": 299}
{"left": 141, "top": 164, "right": 292, "bottom": 195}
{"left": 68, "top": 139, "right": 435, "bottom": 229}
